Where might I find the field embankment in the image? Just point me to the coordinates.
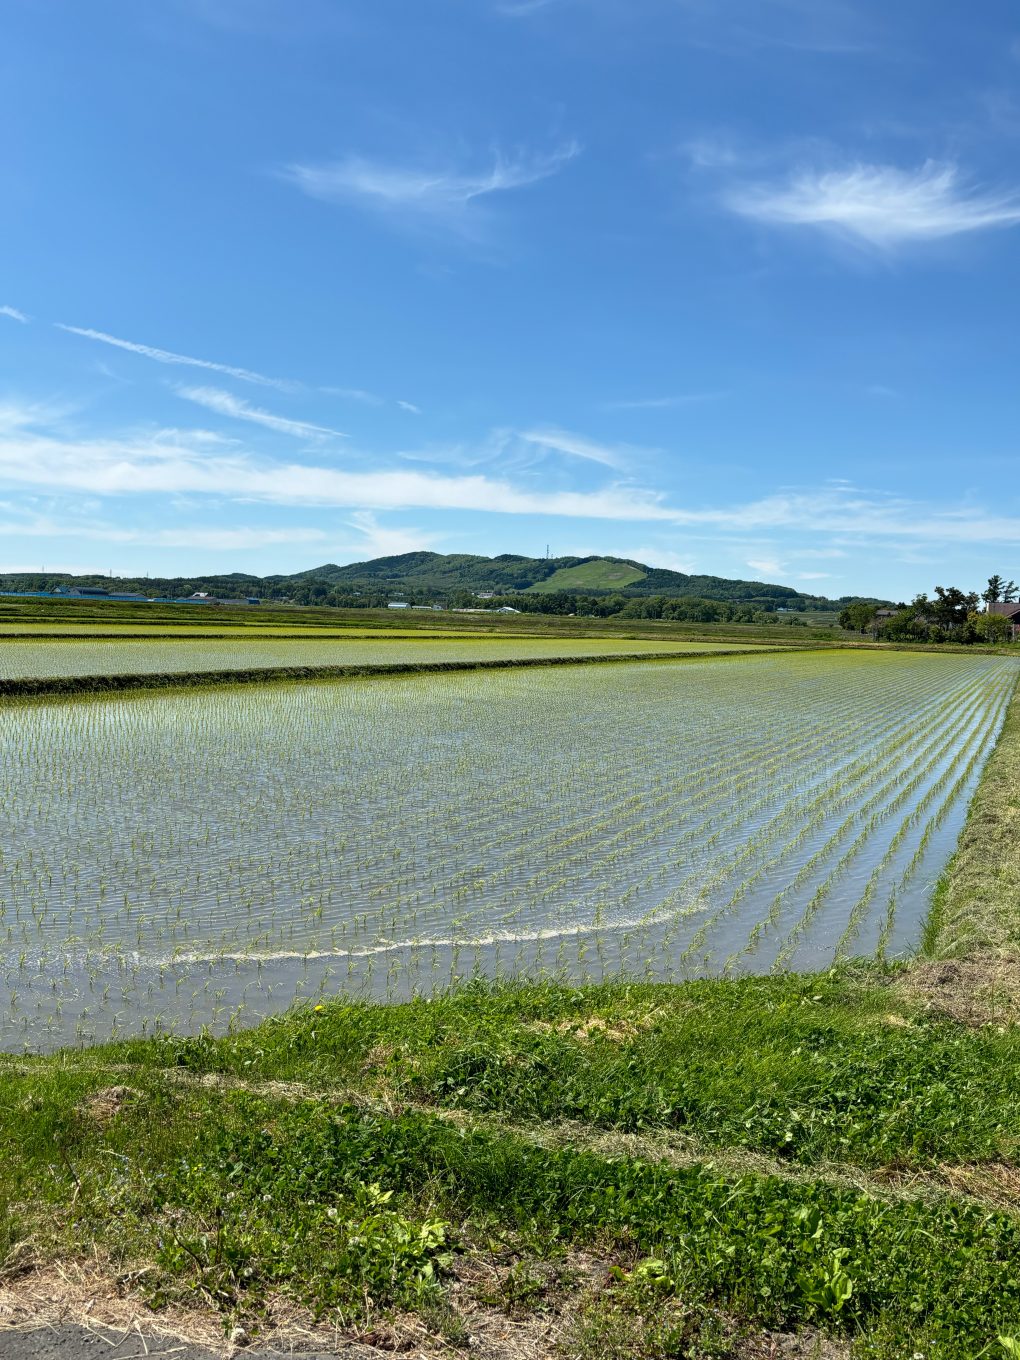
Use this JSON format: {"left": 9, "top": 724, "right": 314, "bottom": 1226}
{"left": 921, "top": 674, "right": 1020, "bottom": 959}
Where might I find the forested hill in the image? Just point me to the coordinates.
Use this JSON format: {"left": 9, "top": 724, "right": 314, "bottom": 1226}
{"left": 1, "top": 552, "right": 861, "bottom": 615}
{"left": 289, "top": 552, "right": 838, "bottom": 607}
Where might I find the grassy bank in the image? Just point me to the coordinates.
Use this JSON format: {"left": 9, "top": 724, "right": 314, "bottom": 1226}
{"left": 922, "top": 675, "right": 1020, "bottom": 958}
{"left": 3, "top": 968, "right": 1020, "bottom": 1358}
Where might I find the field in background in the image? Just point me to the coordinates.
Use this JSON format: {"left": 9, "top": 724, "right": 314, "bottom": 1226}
{"left": 0, "top": 594, "right": 847, "bottom": 641}
{"left": 0, "top": 636, "right": 767, "bottom": 681}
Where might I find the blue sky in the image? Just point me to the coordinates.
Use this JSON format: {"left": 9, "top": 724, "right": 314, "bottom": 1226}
{"left": 2, "top": 0, "right": 1019, "bottom": 598}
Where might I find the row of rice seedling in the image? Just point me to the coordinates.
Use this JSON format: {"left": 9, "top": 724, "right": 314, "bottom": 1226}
{"left": 0, "top": 650, "right": 1015, "bottom": 1048}
{"left": 718, "top": 663, "right": 1015, "bottom": 971}
{"left": 0, "top": 652, "right": 990, "bottom": 973}
{"left": 0, "top": 635, "right": 760, "bottom": 680}
{"left": 767, "top": 671, "right": 1015, "bottom": 971}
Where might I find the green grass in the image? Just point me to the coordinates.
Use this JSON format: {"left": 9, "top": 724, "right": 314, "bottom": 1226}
{"left": 923, "top": 676, "right": 1020, "bottom": 957}
{"left": 4, "top": 971, "right": 1020, "bottom": 1357}
{"left": 110, "top": 971, "right": 1020, "bottom": 1172}
{"left": 526, "top": 559, "right": 648, "bottom": 592}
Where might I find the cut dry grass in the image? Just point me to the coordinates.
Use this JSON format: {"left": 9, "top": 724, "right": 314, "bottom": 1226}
{"left": 0, "top": 1253, "right": 850, "bottom": 1360}
{"left": 897, "top": 953, "right": 1020, "bottom": 1026}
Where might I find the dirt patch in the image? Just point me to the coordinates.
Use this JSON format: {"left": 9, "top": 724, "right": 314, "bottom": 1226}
{"left": 81, "top": 1086, "right": 139, "bottom": 1127}
{"left": 898, "top": 954, "right": 1020, "bottom": 1026}
{"left": 0, "top": 1260, "right": 410, "bottom": 1357}
{"left": 0, "top": 1252, "right": 612, "bottom": 1359}
{"left": 0, "top": 1261, "right": 239, "bottom": 1353}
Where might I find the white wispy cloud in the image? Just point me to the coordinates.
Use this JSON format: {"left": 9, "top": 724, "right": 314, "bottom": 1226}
{"left": 678, "top": 486, "right": 1020, "bottom": 544}
{"left": 518, "top": 427, "right": 634, "bottom": 470}
{"left": 178, "top": 386, "right": 347, "bottom": 440}
{"left": 282, "top": 142, "right": 580, "bottom": 229}
{"left": 747, "top": 557, "right": 784, "bottom": 576}
{"left": 398, "top": 400, "right": 422, "bottom": 415}
{"left": 0, "top": 410, "right": 676, "bottom": 523}
{"left": 56, "top": 324, "right": 292, "bottom": 389}
{"left": 496, "top": 0, "right": 557, "bottom": 14}
{"left": 344, "top": 510, "right": 439, "bottom": 558}
{"left": 2, "top": 503, "right": 434, "bottom": 562}
{"left": 4, "top": 406, "right": 1020, "bottom": 549}
{"left": 611, "top": 546, "right": 699, "bottom": 574}
{"left": 0, "top": 306, "right": 28, "bottom": 323}
{"left": 726, "top": 161, "right": 1020, "bottom": 247}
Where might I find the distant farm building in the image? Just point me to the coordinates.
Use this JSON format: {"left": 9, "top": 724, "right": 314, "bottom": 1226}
{"left": 988, "top": 602, "right": 1020, "bottom": 638}
{"left": 175, "top": 593, "right": 262, "bottom": 607}
{"left": 387, "top": 601, "right": 410, "bottom": 609}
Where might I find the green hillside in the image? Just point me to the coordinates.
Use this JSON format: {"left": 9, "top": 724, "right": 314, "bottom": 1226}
{"left": 527, "top": 558, "right": 647, "bottom": 592}
{"left": 290, "top": 552, "right": 823, "bottom": 605}
{"left": 1, "top": 552, "right": 860, "bottom": 614}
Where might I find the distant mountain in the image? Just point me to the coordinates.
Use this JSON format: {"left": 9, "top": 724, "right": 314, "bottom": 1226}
{"left": 291, "top": 552, "right": 825, "bottom": 605}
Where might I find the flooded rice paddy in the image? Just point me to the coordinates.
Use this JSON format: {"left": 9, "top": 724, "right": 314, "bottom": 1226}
{"left": 0, "top": 635, "right": 762, "bottom": 680}
{"left": 0, "top": 649, "right": 1015, "bottom": 1050}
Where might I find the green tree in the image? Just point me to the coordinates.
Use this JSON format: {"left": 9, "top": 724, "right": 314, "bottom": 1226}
{"left": 983, "top": 575, "right": 1018, "bottom": 605}
{"left": 837, "top": 602, "right": 878, "bottom": 633}
{"left": 929, "top": 585, "right": 980, "bottom": 633}
{"left": 971, "top": 611, "right": 1012, "bottom": 645}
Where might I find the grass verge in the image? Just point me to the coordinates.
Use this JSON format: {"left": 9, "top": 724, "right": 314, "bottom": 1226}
{"left": 3, "top": 970, "right": 1020, "bottom": 1358}
{"left": 921, "top": 673, "right": 1020, "bottom": 958}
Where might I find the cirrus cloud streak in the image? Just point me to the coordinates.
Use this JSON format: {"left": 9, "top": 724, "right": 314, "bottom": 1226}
{"left": 56, "top": 324, "right": 292, "bottom": 389}
{"left": 178, "top": 385, "right": 347, "bottom": 440}
{"left": 726, "top": 160, "right": 1020, "bottom": 247}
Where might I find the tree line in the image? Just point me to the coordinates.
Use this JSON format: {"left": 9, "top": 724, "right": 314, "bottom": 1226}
{"left": 838, "top": 576, "right": 1018, "bottom": 644}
